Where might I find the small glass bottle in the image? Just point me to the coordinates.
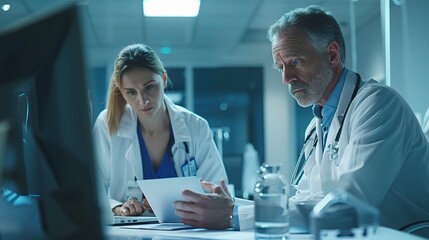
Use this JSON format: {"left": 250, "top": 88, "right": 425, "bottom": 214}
{"left": 254, "top": 163, "right": 289, "bottom": 239}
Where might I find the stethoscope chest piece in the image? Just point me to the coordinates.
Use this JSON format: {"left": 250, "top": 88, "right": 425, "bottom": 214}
{"left": 327, "top": 141, "right": 340, "bottom": 166}
{"left": 324, "top": 72, "right": 361, "bottom": 167}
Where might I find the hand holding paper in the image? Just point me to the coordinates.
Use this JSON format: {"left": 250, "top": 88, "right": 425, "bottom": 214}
{"left": 173, "top": 179, "right": 234, "bottom": 230}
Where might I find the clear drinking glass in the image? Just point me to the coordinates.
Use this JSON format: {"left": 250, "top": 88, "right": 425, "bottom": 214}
{"left": 254, "top": 163, "right": 289, "bottom": 239}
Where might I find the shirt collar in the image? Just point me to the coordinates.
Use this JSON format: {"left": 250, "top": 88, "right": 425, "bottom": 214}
{"left": 313, "top": 67, "right": 348, "bottom": 126}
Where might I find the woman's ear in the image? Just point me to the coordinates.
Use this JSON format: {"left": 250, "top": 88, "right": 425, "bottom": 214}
{"left": 327, "top": 41, "right": 340, "bottom": 67}
{"left": 162, "top": 70, "right": 168, "bottom": 88}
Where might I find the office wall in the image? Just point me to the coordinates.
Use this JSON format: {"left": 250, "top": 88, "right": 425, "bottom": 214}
{"left": 263, "top": 65, "right": 296, "bottom": 180}
{"left": 88, "top": 67, "right": 108, "bottom": 124}
{"left": 390, "top": 0, "right": 429, "bottom": 120}
{"left": 339, "top": 2, "right": 384, "bottom": 83}
{"left": 354, "top": 13, "right": 385, "bottom": 83}
{"left": 349, "top": 0, "right": 429, "bottom": 123}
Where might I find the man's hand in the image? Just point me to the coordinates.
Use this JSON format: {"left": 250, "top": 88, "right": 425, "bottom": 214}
{"left": 113, "top": 197, "right": 144, "bottom": 216}
{"left": 173, "top": 179, "right": 234, "bottom": 230}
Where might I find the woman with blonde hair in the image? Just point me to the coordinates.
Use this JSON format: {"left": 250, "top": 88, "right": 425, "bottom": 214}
{"left": 93, "top": 43, "right": 228, "bottom": 216}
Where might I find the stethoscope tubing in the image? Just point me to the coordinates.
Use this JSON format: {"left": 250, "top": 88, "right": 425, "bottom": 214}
{"left": 290, "top": 73, "right": 362, "bottom": 186}
{"left": 290, "top": 127, "right": 317, "bottom": 186}
{"left": 171, "top": 142, "right": 192, "bottom": 176}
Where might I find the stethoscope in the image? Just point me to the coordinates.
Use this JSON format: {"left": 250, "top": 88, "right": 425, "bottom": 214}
{"left": 290, "top": 127, "right": 318, "bottom": 186}
{"left": 183, "top": 141, "right": 190, "bottom": 162}
{"left": 290, "top": 72, "right": 361, "bottom": 186}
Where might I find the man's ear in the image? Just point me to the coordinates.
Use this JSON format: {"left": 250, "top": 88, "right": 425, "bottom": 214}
{"left": 327, "top": 41, "right": 340, "bottom": 67}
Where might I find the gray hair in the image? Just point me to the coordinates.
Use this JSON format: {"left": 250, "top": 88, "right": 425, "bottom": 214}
{"left": 267, "top": 5, "right": 346, "bottom": 64}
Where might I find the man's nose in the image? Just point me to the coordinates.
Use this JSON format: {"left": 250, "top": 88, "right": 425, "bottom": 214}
{"left": 281, "top": 67, "right": 294, "bottom": 85}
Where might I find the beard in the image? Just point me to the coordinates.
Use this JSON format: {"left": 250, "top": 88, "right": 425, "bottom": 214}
{"left": 289, "top": 61, "right": 334, "bottom": 107}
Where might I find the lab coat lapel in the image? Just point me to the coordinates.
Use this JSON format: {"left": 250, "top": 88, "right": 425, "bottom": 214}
{"left": 125, "top": 138, "right": 143, "bottom": 179}
{"left": 320, "top": 119, "right": 338, "bottom": 192}
{"left": 116, "top": 105, "right": 143, "bottom": 180}
{"left": 165, "top": 96, "right": 191, "bottom": 144}
{"left": 165, "top": 96, "right": 191, "bottom": 177}
{"left": 323, "top": 71, "right": 358, "bottom": 166}
{"left": 313, "top": 118, "right": 325, "bottom": 194}
{"left": 171, "top": 142, "right": 186, "bottom": 177}
{"left": 320, "top": 70, "right": 358, "bottom": 193}
{"left": 315, "top": 118, "right": 324, "bottom": 166}
{"left": 303, "top": 120, "right": 317, "bottom": 174}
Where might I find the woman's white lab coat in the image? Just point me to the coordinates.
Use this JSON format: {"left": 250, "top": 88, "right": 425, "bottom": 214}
{"left": 93, "top": 96, "right": 228, "bottom": 208}
{"left": 238, "top": 70, "right": 429, "bottom": 231}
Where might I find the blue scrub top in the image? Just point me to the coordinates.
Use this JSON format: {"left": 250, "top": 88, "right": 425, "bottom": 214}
{"left": 137, "top": 121, "right": 177, "bottom": 179}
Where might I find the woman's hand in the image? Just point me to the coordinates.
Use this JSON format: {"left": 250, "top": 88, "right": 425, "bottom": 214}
{"left": 142, "top": 198, "right": 154, "bottom": 213}
{"left": 113, "top": 197, "right": 144, "bottom": 216}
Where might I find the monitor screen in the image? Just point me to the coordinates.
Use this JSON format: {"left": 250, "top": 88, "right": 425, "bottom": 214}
{"left": 0, "top": 3, "right": 103, "bottom": 239}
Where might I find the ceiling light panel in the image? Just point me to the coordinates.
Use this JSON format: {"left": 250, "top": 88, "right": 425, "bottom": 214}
{"left": 143, "top": 0, "right": 201, "bottom": 17}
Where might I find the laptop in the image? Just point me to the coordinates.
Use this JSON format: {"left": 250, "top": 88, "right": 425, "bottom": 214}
{"left": 112, "top": 214, "right": 158, "bottom": 225}
{"left": 98, "top": 185, "right": 158, "bottom": 225}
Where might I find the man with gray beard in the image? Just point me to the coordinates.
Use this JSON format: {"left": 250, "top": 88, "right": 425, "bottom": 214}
{"left": 173, "top": 5, "right": 429, "bottom": 237}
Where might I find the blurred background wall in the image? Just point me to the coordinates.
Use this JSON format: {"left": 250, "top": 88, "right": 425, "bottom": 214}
{"left": 1, "top": 0, "right": 427, "bottom": 197}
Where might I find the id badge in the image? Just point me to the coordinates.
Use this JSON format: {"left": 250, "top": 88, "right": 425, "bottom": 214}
{"left": 126, "top": 180, "right": 143, "bottom": 202}
{"left": 181, "top": 158, "right": 197, "bottom": 177}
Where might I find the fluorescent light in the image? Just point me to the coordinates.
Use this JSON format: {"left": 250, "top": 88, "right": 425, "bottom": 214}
{"left": 143, "top": 0, "right": 200, "bottom": 17}
{"left": 160, "top": 47, "right": 172, "bottom": 55}
{"left": 165, "top": 92, "right": 183, "bottom": 103}
{"left": 2, "top": 4, "right": 11, "bottom": 11}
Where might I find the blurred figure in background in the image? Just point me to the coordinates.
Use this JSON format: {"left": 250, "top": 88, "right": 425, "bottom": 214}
{"left": 241, "top": 143, "right": 260, "bottom": 199}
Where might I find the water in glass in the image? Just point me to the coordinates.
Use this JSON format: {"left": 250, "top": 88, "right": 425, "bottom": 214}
{"left": 254, "top": 163, "right": 289, "bottom": 239}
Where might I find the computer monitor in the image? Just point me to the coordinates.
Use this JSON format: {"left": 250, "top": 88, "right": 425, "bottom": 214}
{"left": 0, "top": 3, "right": 103, "bottom": 239}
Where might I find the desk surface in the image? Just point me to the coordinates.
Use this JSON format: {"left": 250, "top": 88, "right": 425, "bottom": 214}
{"left": 106, "top": 225, "right": 425, "bottom": 240}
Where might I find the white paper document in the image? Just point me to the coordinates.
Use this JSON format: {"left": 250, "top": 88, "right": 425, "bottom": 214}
{"left": 136, "top": 177, "right": 204, "bottom": 223}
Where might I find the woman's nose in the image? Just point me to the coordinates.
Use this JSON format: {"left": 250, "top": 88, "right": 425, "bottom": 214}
{"left": 137, "top": 93, "right": 145, "bottom": 106}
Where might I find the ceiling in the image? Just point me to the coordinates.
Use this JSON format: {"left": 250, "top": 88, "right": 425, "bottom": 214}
{"left": 0, "top": 0, "right": 380, "bottom": 67}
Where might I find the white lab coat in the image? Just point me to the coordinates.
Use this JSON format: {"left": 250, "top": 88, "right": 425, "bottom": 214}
{"left": 93, "top": 96, "right": 228, "bottom": 208}
{"left": 238, "top": 70, "right": 429, "bottom": 231}
{"left": 423, "top": 107, "right": 429, "bottom": 142}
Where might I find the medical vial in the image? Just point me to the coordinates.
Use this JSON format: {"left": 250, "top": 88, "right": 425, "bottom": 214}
{"left": 254, "top": 163, "right": 289, "bottom": 239}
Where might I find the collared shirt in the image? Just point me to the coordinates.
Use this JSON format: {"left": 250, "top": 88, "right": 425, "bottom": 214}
{"left": 313, "top": 68, "right": 348, "bottom": 149}
{"left": 137, "top": 121, "right": 177, "bottom": 179}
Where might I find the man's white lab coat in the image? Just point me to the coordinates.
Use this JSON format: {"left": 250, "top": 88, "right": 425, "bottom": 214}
{"left": 238, "top": 70, "right": 429, "bottom": 231}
